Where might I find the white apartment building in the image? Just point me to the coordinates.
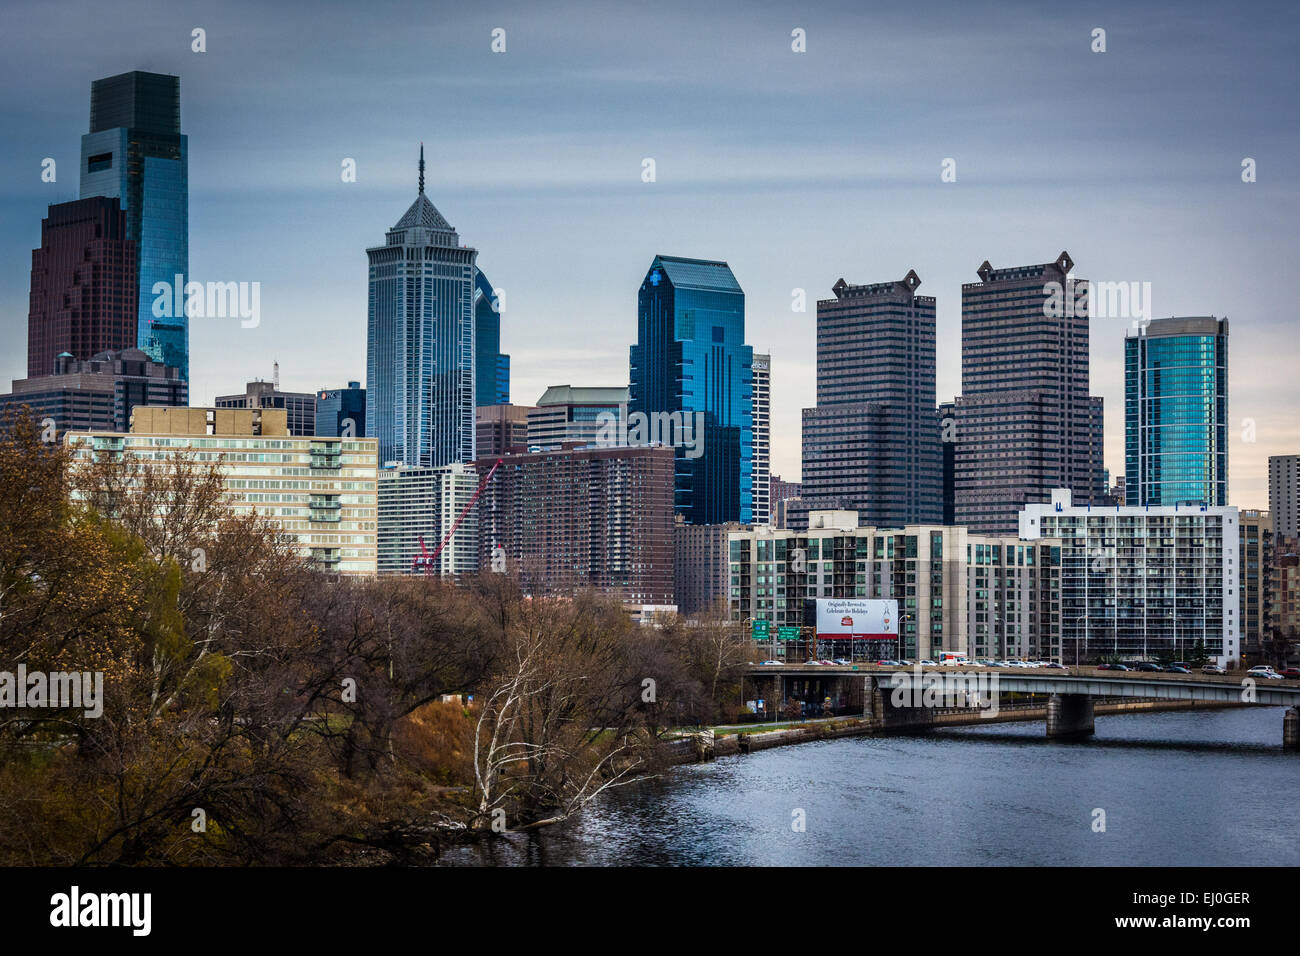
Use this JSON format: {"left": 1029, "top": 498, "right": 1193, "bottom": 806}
{"left": 1019, "top": 489, "right": 1238, "bottom": 666}
{"left": 377, "top": 463, "right": 480, "bottom": 576}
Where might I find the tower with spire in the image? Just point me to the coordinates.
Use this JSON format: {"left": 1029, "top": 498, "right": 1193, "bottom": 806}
{"left": 365, "top": 147, "right": 478, "bottom": 468}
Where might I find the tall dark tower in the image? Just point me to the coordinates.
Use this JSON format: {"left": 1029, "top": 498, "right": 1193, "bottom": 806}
{"left": 954, "top": 252, "right": 1106, "bottom": 534}
{"left": 79, "top": 71, "right": 189, "bottom": 380}
{"left": 799, "top": 270, "right": 942, "bottom": 528}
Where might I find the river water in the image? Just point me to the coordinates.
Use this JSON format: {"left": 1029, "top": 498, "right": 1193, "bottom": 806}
{"left": 439, "top": 706, "right": 1299, "bottom": 866}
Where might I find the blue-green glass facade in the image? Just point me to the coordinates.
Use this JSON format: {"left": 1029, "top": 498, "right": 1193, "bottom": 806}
{"left": 1125, "top": 317, "right": 1228, "bottom": 506}
{"left": 79, "top": 72, "right": 189, "bottom": 380}
{"left": 474, "top": 269, "right": 510, "bottom": 406}
{"left": 630, "top": 255, "right": 752, "bottom": 525}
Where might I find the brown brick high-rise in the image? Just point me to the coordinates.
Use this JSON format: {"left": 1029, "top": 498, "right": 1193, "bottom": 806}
{"left": 27, "top": 198, "right": 138, "bottom": 378}
{"left": 477, "top": 443, "right": 675, "bottom": 605}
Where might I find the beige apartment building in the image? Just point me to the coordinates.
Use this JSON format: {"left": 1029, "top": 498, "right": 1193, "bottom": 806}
{"left": 66, "top": 405, "right": 378, "bottom": 575}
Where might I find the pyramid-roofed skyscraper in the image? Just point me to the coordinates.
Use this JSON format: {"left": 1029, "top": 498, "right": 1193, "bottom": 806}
{"left": 367, "top": 146, "right": 478, "bottom": 468}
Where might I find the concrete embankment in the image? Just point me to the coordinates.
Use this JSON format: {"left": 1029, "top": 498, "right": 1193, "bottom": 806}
{"left": 661, "top": 699, "right": 1248, "bottom": 766}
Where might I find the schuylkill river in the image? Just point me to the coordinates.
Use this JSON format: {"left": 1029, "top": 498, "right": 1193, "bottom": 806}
{"left": 439, "top": 706, "right": 1299, "bottom": 866}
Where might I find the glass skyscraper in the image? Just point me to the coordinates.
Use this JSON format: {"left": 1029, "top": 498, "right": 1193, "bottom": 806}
{"left": 1125, "top": 316, "right": 1228, "bottom": 506}
{"left": 474, "top": 269, "right": 510, "bottom": 406}
{"left": 630, "top": 255, "right": 752, "bottom": 525}
{"left": 316, "top": 381, "right": 366, "bottom": 438}
{"left": 79, "top": 71, "right": 188, "bottom": 380}
{"left": 366, "top": 147, "right": 477, "bottom": 468}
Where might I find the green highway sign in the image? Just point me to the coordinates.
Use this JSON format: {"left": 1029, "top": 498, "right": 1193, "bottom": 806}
{"left": 777, "top": 626, "right": 801, "bottom": 642}
{"left": 751, "top": 620, "right": 770, "bottom": 639}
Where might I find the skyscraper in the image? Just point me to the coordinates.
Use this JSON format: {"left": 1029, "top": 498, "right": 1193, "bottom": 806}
{"left": 1270, "top": 455, "right": 1300, "bottom": 540}
{"left": 79, "top": 71, "right": 188, "bottom": 379}
{"left": 474, "top": 270, "right": 510, "bottom": 406}
{"left": 366, "top": 147, "right": 477, "bottom": 468}
{"left": 800, "top": 271, "right": 942, "bottom": 528}
{"left": 955, "top": 252, "right": 1105, "bottom": 535}
{"left": 630, "top": 255, "right": 752, "bottom": 525}
{"left": 751, "top": 353, "right": 771, "bottom": 525}
{"left": 27, "top": 198, "right": 138, "bottom": 378}
{"left": 1124, "top": 316, "right": 1228, "bottom": 506}
{"left": 316, "top": 381, "right": 366, "bottom": 438}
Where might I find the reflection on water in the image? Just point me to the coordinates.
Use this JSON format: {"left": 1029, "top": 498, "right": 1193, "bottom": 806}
{"left": 439, "top": 707, "right": 1299, "bottom": 866}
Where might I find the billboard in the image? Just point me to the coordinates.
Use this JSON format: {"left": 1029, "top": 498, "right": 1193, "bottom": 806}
{"left": 814, "top": 599, "right": 898, "bottom": 640}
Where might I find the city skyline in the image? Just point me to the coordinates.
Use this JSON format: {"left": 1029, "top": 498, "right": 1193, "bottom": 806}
{"left": 1, "top": 0, "right": 1298, "bottom": 506}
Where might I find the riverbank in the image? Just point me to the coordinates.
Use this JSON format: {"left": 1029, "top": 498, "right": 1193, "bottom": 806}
{"left": 660, "top": 698, "right": 1252, "bottom": 764}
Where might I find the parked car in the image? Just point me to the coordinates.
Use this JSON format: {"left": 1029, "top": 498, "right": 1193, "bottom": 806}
{"left": 1281, "top": 668, "right": 1300, "bottom": 680}
{"left": 1201, "top": 664, "right": 1226, "bottom": 674}
{"left": 978, "top": 659, "right": 997, "bottom": 666}
{"left": 1042, "top": 661, "right": 1067, "bottom": 669}
{"left": 803, "top": 660, "right": 823, "bottom": 666}
{"left": 898, "top": 659, "right": 914, "bottom": 667}
{"left": 876, "top": 659, "right": 901, "bottom": 666}
{"left": 919, "top": 659, "right": 938, "bottom": 667}
{"left": 1163, "top": 665, "right": 1192, "bottom": 674}
{"left": 832, "top": 658, "right": 854, "bottom": 666}
{"left": 758, "top": 660, "right": 783, "bottom": 666}
{"left": 1097, "top": 663, "right": 1130, "bottom": 671}
{"left": 1132, "top": 662, "right": 1163, "bottom": 672}
{"left": 819, "top": 659, "right": 837, "bottom": 666}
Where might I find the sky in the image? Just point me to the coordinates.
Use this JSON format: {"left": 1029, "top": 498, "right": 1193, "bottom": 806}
{"left": 1, "top": 0, "right": 1297, "bottom": 507}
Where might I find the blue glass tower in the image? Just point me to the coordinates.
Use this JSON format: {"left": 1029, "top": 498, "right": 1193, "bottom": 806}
{"left": 317, "top": 381, "right": 366, "bottom": 437}
{"left": 1125, "top": 317, "right": 1228, "bottom": 506}
{"left": 630, "top": 255, "right": 752, "bottom": 525}
{"left": 474, "top": 269, "right": 510, "bottom": 406}
{"left": 79, "top": 71, "right": 188, "bottom": 380}
{"left": 366, "top": 146, "right": 477, "bottom": 468}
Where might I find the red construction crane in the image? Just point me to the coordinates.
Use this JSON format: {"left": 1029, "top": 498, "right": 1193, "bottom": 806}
{"left": 411, "top": 458, "right": 504, "bottom": 574}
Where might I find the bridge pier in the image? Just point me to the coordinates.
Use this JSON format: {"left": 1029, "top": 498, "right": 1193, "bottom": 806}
{"left": 1286, "top": 707, "right": 1300, "bottom": 751}
{"left": 1046, "top": 693, "right": 1094, "bottom": 739}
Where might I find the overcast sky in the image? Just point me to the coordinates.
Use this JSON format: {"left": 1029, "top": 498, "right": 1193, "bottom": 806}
{"left": 1, "top": 0, "right": 1296, "bottom": 506}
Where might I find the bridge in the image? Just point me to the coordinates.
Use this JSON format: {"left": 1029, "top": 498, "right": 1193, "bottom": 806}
{"left": 739, "top": 664, "right": 1300, "bottom": 748}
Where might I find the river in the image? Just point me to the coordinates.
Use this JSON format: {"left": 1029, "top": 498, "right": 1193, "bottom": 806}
{"left": 439, "top": 706, "right": 1300, "bottom": 866}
